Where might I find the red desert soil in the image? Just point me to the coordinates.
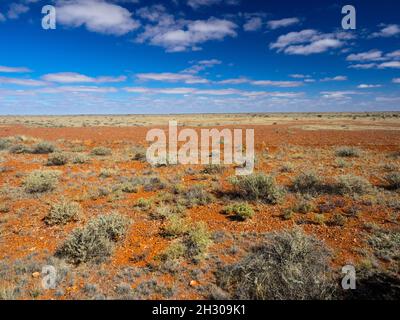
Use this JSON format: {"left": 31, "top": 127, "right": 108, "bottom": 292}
{"left": 0, "top": 122, "right": 399, "bottom": 299}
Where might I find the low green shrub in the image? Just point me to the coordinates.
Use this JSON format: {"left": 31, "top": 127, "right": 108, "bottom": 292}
{"left": 223, "top": 203, "right": 254, "bottom": 221}
{"left": 44, "top": 198, "right": 81, "bottom": 225}
{"left": 230, "top": 173, "right": 284, "bottom": 204}
{"left": 24, "top": 170, "right": 61, "bottom": 193}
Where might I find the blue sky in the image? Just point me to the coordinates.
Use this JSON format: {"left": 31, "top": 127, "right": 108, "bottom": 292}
{"left": 0, "top": 0, "right": 399, "bottom": 114}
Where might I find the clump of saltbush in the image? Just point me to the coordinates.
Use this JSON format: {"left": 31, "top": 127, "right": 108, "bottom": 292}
{"left": 184, "top": 222, "right": 212, "bottom": 261}
{"left": 23, "top": 170, "right": 61, "bottom": 193}
{"left": 71, "top": 153, "right": 89, "bottom": 164}
{"left": 132, "top": 146, "right": 147, "bottom": 162}
{"left": 385, "top": 172, "right": 400, "bottom": 190}
{"left": 91, "top": 147, "right": 112, "bottom": 156}
{"left": 335, "top": 146, "right": 361, "bottom": 158}
{"left": 44, "top": 198, "right": 81, "bottom": 225}
{"left": 181, "top": 185, "right": 213, "bottom": 207}
{"left": 292, "top": 171, "right": 323, "bottom": 195}
{"left": 216, "top": 228, "right": 335, "bottom": 300}
{"left": 223, "top": 203, "right": 254, "bottom": 221}
{"left": 335, "top": 175, "right": 373, "bottom": 196}
{"left": 56, "top": 213, "right": 130, "bottom": 264}
{"left": 230, "top": 173, "right": 284, "bottom": 204}
{"left": 47, "top": 152, "right": 68, "bottom": 166}
{"left": 202, "top": 164, "right": 225, "bottom": 174}
{"left": 32, "top": 141, "right": 55, "bottom": 154}
{"left": 9, "top": 144, "right": 31, "bottom": 154}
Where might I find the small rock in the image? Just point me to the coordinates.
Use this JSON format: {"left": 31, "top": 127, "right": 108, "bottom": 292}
{"left": 190, "top": 280, "right": 199, "bottom": 287}
{"left": 32, "top": 272, "right": 40, "bottom": 278}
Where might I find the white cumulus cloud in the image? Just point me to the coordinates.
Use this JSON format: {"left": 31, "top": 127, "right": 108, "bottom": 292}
{"left": 56, "top": 0, "right": 140, "bottom": 36}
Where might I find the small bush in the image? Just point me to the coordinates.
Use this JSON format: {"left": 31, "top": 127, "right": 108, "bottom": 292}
{"left": 328, "top": 213, "right": 346, "bottom": 227}
{"left": 230, "top": 173, "right": 284, "bottom": 204}
{"left": 335, "top": 175, "right": 373, "bottom": 196}
{"left": 132, "top": 146, "right": 147, "bottom": 161}
{"left": 293, "top": 198, "right": 314, "bottom": 214}
{"left": 99, "top": 168, "right": 117, "bottom": 178}
{"left": 367, "top": 228, "right": 400, "bottom": 264}
{"left": 56, "top": 213, "right": 129, "bottom": 264}
{"left": 282, "top": 208, "right": 294, "bottom": 220}
{"left": 72, "top": 154, "right": 89, "bottom": 164}
{"left": 385, "top": 172, "right": 400, "bottom": 190}
{"left": 181, "top": 185, "right": 213, "bottom": 207}
{"left": 184, "top": 222, "right": 212, "bottom": 261}
{"left": 280, "top": 163, "right": 294, "bottom": 173}
{"left": 292, "top": 171, "right": 323, "bottom": 194}
{"left": 202, "top": 164, "right": 225, "bottom": 174}
{"left": 44, "top": 198, "right": 81, "bottom": 225}
{"left": 157, "top": 242, "right": 186, "bottom": 261}
{"left": 32, "top": 141, "right": 55, "bottom": 154}
{"left": 91, "top": 147, "right": 111, "bottom": 156}
{"left": 134, "top": 198, "right": 152, "bottom": 211}
{"left": 216, "top": 228, "right": 334, "bottom": 300}
{"left": 9, "top": 144, "right": 31, "bottom": 154}
{"left": 335, "top": 147, "right": 361, "bottom": 158}
{"left": 223, "top": 203, "right": 254, "bottom": 221}
{"left": 0, "top": 138, "right": 11, "bottom": 150}
{"left": 118, "top": 182, "right": 138, "bottom": 193}
{"left": 47, "top": 152, "right": 68, "bottom": 166}
{"left": 162, "top": 215, "right": 188, "bottom": 238}
{"left": 24, "top": 170, "right": 60, "bottom": 193}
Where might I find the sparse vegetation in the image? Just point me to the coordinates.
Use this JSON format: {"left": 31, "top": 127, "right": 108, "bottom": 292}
{"left": 335, "top": 147, "right": 361, "bottom": 158}
{"left": 230, "top": 173, "right": 284, "bottom": 204}
{"left": 91, "top": 147, "right": 111, "bottom": 156}
{"left": 56, "top": 213, "right": 129, "bottom": 264}
{"left": 47, "top": 152, "right": 69, "bottom": 166}
{"left": 23, "top": 170, "right": 61, "bottom": 193}
{"left": 292, "top": 171, "right": 323, "bottom": 194}
{"left": 385, "top": 172, "right": 400, "bottom": 190}
{"left": 223, "top": 203, "right": 254, "bottom": 221}
{"left": 335, "top": 175, "right": 373, "bottom": 196}
{"left": 44, "top": 198, "right": 81, "bottom": 225}
{"left": 32, "top": 141, "right": 55, "bottom": 154}
{"left": 216, "top": 228, "right": 334, "bottom": 299}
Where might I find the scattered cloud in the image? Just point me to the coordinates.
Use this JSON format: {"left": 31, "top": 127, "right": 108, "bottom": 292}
{"left": 321, "top": 90, "right": 360, "bottom": 99}
{"left": 347, "top": 49, "right": 400, "bottom": 69}
{"left": 136, "top": 5, "right": 237, "bottom": 52}
{"left": 136, "top": 72, "right": 209, "bottom": 84}
{"left": 41, "top": 72, "right": 127, "bottom": 83}
{"left": 289, "top": 74, "right": 310, "bottom": 79}
{"left": 393, "top": 78, "right": 400, "bottom": 84}
{"left": 0, "top": 12, "right": 6, "bottom": 22}
{"left": 371, "top": 24, "right": 400, "bottom": 38}
{"left": 378, "top": 61, "right": 400, "bottom": 69}
{"left": 217, "top": 77, "right": 249, "bottom": 84}
{"left": 123, "top": 86, "right": 303, "bottom": 98}
{"left": 7, "top": 3, "right": 29, "bottom": 19}
{"left": 56, "top": 0, "right": 140, "bottom": 36}
{"left": 187, "top": 0, "right": 239, "bottom": 10}
{"left": 182, "top": 59, "right": 222, "bottom": 74}
{"left": 243, "top": 17, "right": 262, "bottom": 31}
{"left": 270, "top": 29, "right": 345, "bottom": 55}
{"left": 357, "top": 84, "right": 382, "bottom": 89}
{"left": 320, "top": 76, "right": 347, "bottom": 82}
{"left": 267, "top": 17, "right": 300, "bottom": 30}
{"left": 348, "top": 63, "right": 377, "bottom": 69}
{"left": 250, "top": 80, "right": 303, "bottom": 87}
{"left": 0, "top": 76, "right": 46, "bottom": 87}
{"left": 39, "top": 86, "right": 118, "bottom": 94}
{"left": 346, "top": 50, "right": 384, "bottom": 62}
{"left": 0, "top": 65, "right": 32, "bottom": 73}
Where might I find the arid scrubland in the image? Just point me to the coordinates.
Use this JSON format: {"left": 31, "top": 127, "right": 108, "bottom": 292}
{"left": 0, "top": 113, "right": 399, "bottom": 300}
